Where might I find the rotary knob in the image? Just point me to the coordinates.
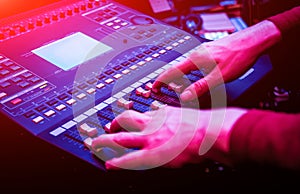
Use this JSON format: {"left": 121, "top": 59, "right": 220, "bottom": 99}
{"left": 52, "top": 13, "right": 58, "bottom": 21}
{"left": 36, "top": 18, "right": 43, "bottom": 26}
{"left": 131, "top": 15, "right": 154, "bottom": 25}
{"left": 28, "top": 21, "right": 35, "bottom": 29}
{"left": 67, "top": 8, "right": 73, "bottom": 16}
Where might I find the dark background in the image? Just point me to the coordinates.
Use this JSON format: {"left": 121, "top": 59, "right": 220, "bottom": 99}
{"left": 1, "top": 0, "right": 300, "bottom": 193}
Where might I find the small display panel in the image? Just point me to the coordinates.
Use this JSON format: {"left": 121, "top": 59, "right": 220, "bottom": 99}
{"left": 32, "top": 32, "right": 113, "bottom": 71}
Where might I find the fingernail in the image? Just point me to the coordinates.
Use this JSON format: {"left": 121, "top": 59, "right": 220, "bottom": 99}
{"left": 180, "top": 90, "right": 193, "bottom": 101}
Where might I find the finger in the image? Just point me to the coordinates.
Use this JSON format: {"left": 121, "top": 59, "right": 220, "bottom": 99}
{"left": 110, "top": 110, "right": 151, "bottom": 133}
{"left": 92, "top": 132, "right": 145, "bottom": 150}
{"left": 152, "top": 58, "right": 197, "bottom": 92}
{"left": 180, "top": 67, "right": 223, "bottom": 102}
{"left": 105, "top": 150, "right": 152, "bottom": 170}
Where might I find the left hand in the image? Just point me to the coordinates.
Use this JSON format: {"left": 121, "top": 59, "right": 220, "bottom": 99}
{"left": 91, "top": 106, "right": 247, "bottom": 170}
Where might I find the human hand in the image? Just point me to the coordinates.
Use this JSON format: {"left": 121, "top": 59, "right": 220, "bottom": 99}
{"left": 91, "top": 106, "right": 247, "bottom": 170}
{"left": 153, "top": 20, "right": 281, "bottom": 102}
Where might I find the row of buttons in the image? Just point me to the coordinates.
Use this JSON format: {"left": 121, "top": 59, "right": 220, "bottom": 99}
{"left": 26, "top": 34, "right": 193, "bottom": 125}
{"left": 85, "top": 2, "right": 126, "bottom": 24}
{"left": 48, "top": 43, "right": 201, "bottom": 139}
{"left": 0, "top": 55, "right": 46, "bottom": 105}
{"left": 0, "top": 0, "right": 108, "bottom": 41}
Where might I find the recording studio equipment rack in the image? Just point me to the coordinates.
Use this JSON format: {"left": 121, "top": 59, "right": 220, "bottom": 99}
{"left": 0, "top": 0, "right": 272, "bottom": 171}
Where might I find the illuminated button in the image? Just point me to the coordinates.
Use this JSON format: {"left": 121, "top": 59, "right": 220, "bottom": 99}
{"left": 55, "top": 104, "right": 66, "bottom": 111}
{"left": 113, "top": 74, "right": 122, "bottom": 79}
{"left": 0, "top": 92, "right": 7, "bottom": 99}
{"left": 113, "top": 25, "right": 121, "bottom": 30}
{"left": 145, "top": 82, "right": 153, "bottom": 90}
{"left": 87, "top": 88, "right": 96, "bottom": 94}
{"left": 178, "top": 39, "right": 185, "bottom": 43}
{"left": 184, "top": 35, "right": 191, "bottom": 40}
{"left": 73, "top": 114, "right": 88, "bottom": 123}
{"left": 0, "top": 69, "right": 10, "bottom": 76}
{"left": 113, "top": 91, "right": 126, "bottom": 99}
{"left": 147, "top": 73, "right": 158, "bottom": 79}
{"left": 152, "top": 53, "right": 160, "bottom": 58}
{"left": 139, "top": 77, "right": 151, "bottom": 83}
{"left": 18, "top": 81, "right": 30, "bottom": 88}
{"left": 76, "top": 93, "right": 87, "bottom": 100}
{"left": 122, "top": 69, "right": 130, "bottom": 74}
{"left": 131, "top": 82, "right": 142, "bottom": 88}
{"left": 96, "top": 83, "right": 105, "bottom": 89}
{"left": 121, "top": 22, "right": 128, "bottom": 26}
{"left": 155, "top": 68, "right": 164, "bottom": 74}
{"left": 87, "top": 2, "right": 93, "bottom": 8}
{"left": 67, "top": 8, "right": 73, "bottom": 16}
{"left": 66, "top": 98, "right": 76, "bottom": 105}
{"left": 50, "top": 127, "right": 65, "bottom": 137}
{"left": 28, "top": 21, "right": 35, "bottom": 29}
{"left": 172, "top": 42, "right": 179, "bottom": 47}
{"left": 145, "top": 57, "right": 153, "bottom": 62}
{"left": 11, "top": 98, "right": 22, "bottom": 105}
{"left": 122, "top": 86, "right": 134, "bottom": 94}
{"left": 62, "top": 120, "right": 76, "bottom": 129}
{"left": 137, "top": 61, "right": 146, "bottom": 66}
{"left": 166, "top": 46, "right": 173, "bottom": 50}
{"left": 151, "top": 101, "right": 166, "bottom": 110}
{"left": 105, "top": 78, "right": 114, "bottom": 84}
{"left": 94, "top": 102, "right": 107, "bottom": 111}
{"left": 79, "top": 123, "right": 98, "bottom": 137}
{"left": 32, "top": 116, "right": 44, "bottom": 124}
{"left": 44, "top": 110, "right": 55, "bottom": 117}
{"left": 84, "top": 108, "right": 97, "bottom": 116}
{"left": 106, "top": 22, "right": 114, "bottom": 26}
{"left": 114, "top": 19, "right": 121, "bottom": 23}
{"left": 0, "top": 82, "right": 11, "bottom": 88}
{"left": 104, "top": 97, "right": 116, "bottom": 104}
{"left": 129, "top": 65, "right": 138, "bottom": 70}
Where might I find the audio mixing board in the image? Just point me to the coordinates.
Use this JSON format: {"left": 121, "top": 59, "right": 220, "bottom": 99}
{"left": 0, "top": 0, "right": 272, "bottom": 171}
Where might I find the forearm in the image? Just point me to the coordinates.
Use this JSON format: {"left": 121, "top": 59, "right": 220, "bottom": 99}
{"left": 229, "top": 110, "right": 300, "bottom": 170}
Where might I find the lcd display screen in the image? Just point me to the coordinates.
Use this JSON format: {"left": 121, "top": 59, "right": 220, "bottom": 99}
{"left": 32, "top": 32, "right": 112, "bottom": 71}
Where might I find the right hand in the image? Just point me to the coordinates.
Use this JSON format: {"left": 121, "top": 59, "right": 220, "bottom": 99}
{"left": 153, "top": 20, "right": 281, "bottom": 102}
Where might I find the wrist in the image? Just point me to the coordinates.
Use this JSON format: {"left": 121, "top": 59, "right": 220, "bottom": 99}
{"left": 201, "top": 108, "right": 248, "bottom": 166}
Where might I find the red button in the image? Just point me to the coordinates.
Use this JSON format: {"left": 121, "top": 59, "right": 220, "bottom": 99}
{"left": 11, "top": 98, "right": 22, "bottom": 105}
